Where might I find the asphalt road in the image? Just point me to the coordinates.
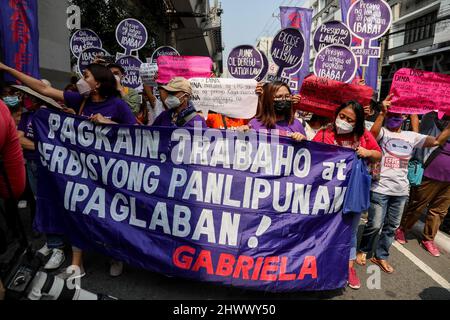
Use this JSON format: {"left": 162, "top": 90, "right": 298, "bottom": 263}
{"left": 18, "top": 208, "right": 450, "bottom": 300}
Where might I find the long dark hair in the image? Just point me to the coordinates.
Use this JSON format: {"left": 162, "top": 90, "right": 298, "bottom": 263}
{"left": 334, "top": 100, "right": 366, "bottom": 139}
{"left": 86, "top": 64, "right": 120, "bottom": 98}
{"left": 255, "top": 81, "right": 294, "bottom": 129}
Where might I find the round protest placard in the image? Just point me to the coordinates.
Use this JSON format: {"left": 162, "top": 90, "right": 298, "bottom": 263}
{"left": 313, "top": 21, "right": 351, "bottom": 52}
{"left": 77, "top": 47, "right": 109, "bottom": 76}
{"left": 140, "top": 63, "right": 158, "bottom": 87}
{"left": 115, "top": 18, "right": 148, "bottom": 54}
{"left": 227, "top": 45, "right": 264, "bottom": 79}
{"left": 70, "top": 29, "right": 102, "bottom": 58}
{"left": 150, "top": 46, "right": 179, "bottom": 64}
{"left": 116, "top": 55, "right": 143, "bottom": 89}
{"left": 270, "top": 28, "right": 305, "bottom": 80}
{"left": 347, "top": 0, "right": 392, "bottom": 40}
{"left": 255, "top": 50, "right": 269, "bottom": 82}
{"left": 313, "top": 44, "right": 357, "bottom": 83}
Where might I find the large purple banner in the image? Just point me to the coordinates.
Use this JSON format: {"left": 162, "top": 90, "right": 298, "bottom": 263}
{"left": 279, "top": 6, "right": 313, "bottom": 94}
{"left": 0, "top": 0, "right": 40, "bottom": 83}
{"left": 33, "top": 109, "right": 357, "bottom": 292}
{"left": 340, "top": 0, "right": 378, "bottom": 91}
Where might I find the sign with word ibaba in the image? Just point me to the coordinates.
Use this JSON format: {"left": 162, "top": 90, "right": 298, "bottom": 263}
{"left": 157, "top": 56, "right": 213, "bottom": 84}
{"left": 313, "top": 21, "right": 352, "bottom": 52}
{"left": 347, "top": 0, "right": 392, "bottom": 66}
{"left": 77, "top": 47, "right": 109, "bottom": 76}
{"left": 33, "top": 108, "right": 360, "bottom": 292}
{"left": 189, "top": 78, "right": 258, "bottom": 119}
{"left": 389, "top": 68, "right": 450, "bottom": 116}
{"left": 227, "top": 45, "right": 264, "bottom": 80}
{"left": 115, "top": 55, "right": 143, "bottom": 89}
{"left": 70, "top": 29, "right": 102, "bottom": 58}
{"left": 270, "top": 28, "right": 305, "bottom": 83}
{"left": 314, "top": 44, "right": 357, "bottom": 83}
{"left": 297, "top": 75, "right": 373, "bottom": 118}
{"left": 115, "top": 18, "right": 148, "bottom": 55}
{"left": 140, "top": 63, "right": 158, "bottom": 87}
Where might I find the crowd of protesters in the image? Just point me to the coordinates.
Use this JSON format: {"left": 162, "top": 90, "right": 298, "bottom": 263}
{"left": 0, "top": 57, "right": 449, "bottom": 293}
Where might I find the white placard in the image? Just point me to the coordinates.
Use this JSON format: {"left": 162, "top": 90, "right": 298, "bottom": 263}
{"left": 189, "top": 78, "right": 258, "bottom": 119}
{"left": 140, "top": 63, "right": 158, "bottom": 86}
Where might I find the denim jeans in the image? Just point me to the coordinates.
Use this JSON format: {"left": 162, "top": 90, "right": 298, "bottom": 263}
{"left": 350, "top": 212, "right": 362, "bottom": 261}
{"left": 359, "top": 192, "right": 408, "bottom": 260}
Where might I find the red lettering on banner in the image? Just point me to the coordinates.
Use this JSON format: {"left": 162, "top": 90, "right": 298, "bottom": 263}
{"left": 233, "top": 255, "right": 254, "bottom": 280}
{"left": 192, "top": 250, "right": 214, "bottom": 274}
{"left": 216, "top": 253, "right": 235, "bottom": 276}
{"left": 298, "top": 256, "right": 318, "bottom": 280}
{"left": 279, "top": 256, "right": 296, "bottom": 281}
{"left": 260, "top": 256, "right": 279, "bottom": 281}
{"left": 172, "top": 246, "right": 319, "bottom": 282}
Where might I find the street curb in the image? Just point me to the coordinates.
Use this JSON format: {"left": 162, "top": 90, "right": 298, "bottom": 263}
{"left": 410, "top": 221, "right": 450, "bottom": 255}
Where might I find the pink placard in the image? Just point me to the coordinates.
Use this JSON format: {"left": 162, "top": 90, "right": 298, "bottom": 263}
{"left": 389, "top": 68, "right": 450, "bottom": 116}
{"left": 156, "top": 55, "right": 213, "bottom": 84}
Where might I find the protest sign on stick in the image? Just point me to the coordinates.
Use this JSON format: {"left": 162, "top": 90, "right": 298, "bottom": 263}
{"left": 189, "top": 78, "right": 258, "bottom": 119}
{"left": 70, "top": 29, "right": 102, "bottom": 58}
{"left": 313, "top": 21, "right": 352, "bottom": 53}
{"left": 389, "top": 68, "right": 450, "bottom": 116}
{"left": 149, "top": 46, "right": 180, "bottom": 64}
{"left": 116, "top": 18, "right": 148, "bottom": 56}
{"left": 140, "top": 63, "right": 158, "bottom": 87}
{"left": 227, "top": 45, "right": 264, "bottom": 80}
{"left": 314, "top": 44, "right": 357, "bottom": 83}
{"left": 297, "top": 75, "right": 373, "bottom": 118}
{"left": 157, "top": 56, "right": 213, "bottom": 84}
{"left": 77, "top": 47, "right": 109, "bottom": 76}
{"left": 269, "top": 28, "right": 305, "bottom": 83}
{"left": 255, "top": 50, "right": 269, "bottom": 82}
{"left": 115, "top": 55, "right": 143, "bottom": 89}
{"left": 346, "top": 0, "right": 392, "bottom": 67}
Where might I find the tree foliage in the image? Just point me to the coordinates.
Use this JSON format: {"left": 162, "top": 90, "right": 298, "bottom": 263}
{"left": 71, "top": 0, "right": 168, "bottom": 60}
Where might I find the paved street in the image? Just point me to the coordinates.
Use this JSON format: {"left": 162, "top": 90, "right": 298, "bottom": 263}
{"left": 22, "top": 209, "right": 450, "bottom": 300}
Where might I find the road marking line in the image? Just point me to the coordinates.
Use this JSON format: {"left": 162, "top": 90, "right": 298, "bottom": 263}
{"left": 392, "top": 242, "right": 450, "bottom": 290}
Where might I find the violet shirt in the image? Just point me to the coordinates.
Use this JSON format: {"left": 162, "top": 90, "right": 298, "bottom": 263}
{"left": 424, "top": 142, "right": 450, "bottom": 182}
{"left": 63, "top": 91, "right": 137, "bottom": 125}
{"left": 17, "top": 111, "right": 38, "bottom": 161}
{"left": 153, "top": 110, "right": 207, "bottom": 128}
{"left": 249, "top": 118, "right": 306, "bottom": 137}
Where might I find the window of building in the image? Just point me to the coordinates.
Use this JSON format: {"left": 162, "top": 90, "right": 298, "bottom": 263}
{"left": 404, "top": 10, "right": 438, "bottom": 44}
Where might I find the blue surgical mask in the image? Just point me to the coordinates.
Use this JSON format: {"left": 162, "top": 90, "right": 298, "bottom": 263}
{"left": 2, "top": 95, "right": 20, "bottom": 108}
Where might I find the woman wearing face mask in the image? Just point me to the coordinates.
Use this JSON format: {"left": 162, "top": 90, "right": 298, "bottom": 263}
{"left": 152, "top": 77, "right": 206, "bottom": 128}
{"left": 313, "top": 101, "right": 382, "bottom": 290}
{"left": 1, "top": 87, "right": 22, "bottom": 126}
{"left": 249, "top": 81, "right": 306, "bottom": 141}
{"left": 0, "top": 62, "right": 137, "bottom": 125}
{"left": 355, "top": 97, "right": 450, "bottom": 274}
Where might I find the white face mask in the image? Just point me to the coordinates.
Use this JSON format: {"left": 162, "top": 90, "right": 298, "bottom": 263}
{"left": 335, "top": 117, "right": 354, "bottom": 134}
{"left": 164, "top": 94, "right": 185, "bottom": 110}
{"left": 76, "top": 79, "right": 93, "bottom": 97}
{"left": 114, "top": 75, "right": 121, "bottom": 84}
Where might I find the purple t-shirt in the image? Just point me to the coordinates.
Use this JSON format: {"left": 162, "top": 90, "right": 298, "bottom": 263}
{"left": 249, "top": 118, "right": 306, "bottom": 137}
{"left": 17, "top": 111, "right": 37, "bottom": 161}
{"left": 153, "top": 110, "right": 207, "bottom": 128}
{"left": 424, "top": 142, "right": 450, "bottom": 182}
{"left": 63, "top": 91, "right": 137, "bottom": 125}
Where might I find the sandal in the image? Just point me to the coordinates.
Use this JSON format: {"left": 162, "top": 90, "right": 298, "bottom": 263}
{"left": 356, "top": 252, "right": 367, "bottom": 266}
{"left": 370, "top": 257, "right": 394, "bottom": 274}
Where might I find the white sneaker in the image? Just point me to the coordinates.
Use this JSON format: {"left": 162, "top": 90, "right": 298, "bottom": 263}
{"left": 109, "top": 260, "right": 123, "bottom": 277}
{"left": 44, "top": 249, "right": 65, "bottom": 270}
{"left": 37, "top": 243, "right": 52, "bottom": 257}
{"left": 57, "top": 265, "right": 86, "bottom": 281}
{"left": 17, "top": 200, "right": 27, "bottom": 209}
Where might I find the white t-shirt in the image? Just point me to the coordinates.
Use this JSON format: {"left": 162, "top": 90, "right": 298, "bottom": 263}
{"left": 371, "top": 127, "right": 428, "bottom": 196}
